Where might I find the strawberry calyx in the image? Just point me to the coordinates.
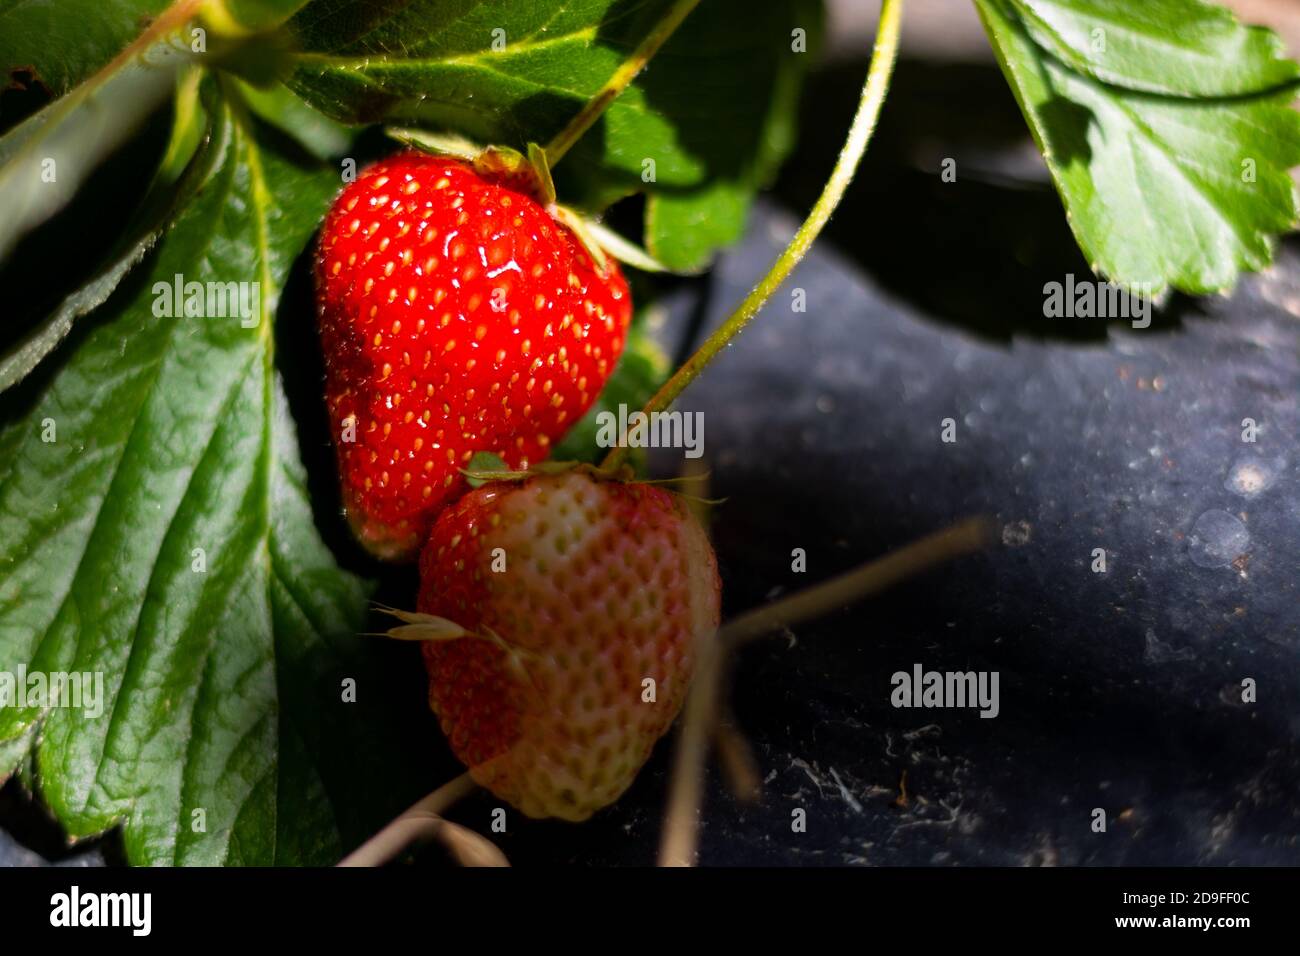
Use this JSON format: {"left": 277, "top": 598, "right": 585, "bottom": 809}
{"left": 386, "top": 128, "right": 556, "bottom": 205}
{"left": 462, "top": 452, "right": 638, "bottom": 489}
{"left": 460, "top": 454, "right": 719, "bottom": 511}
{"left": 373, "top": 605, "right": 538, "bottom": 677}
{"left": 386, "top": 126, "right": 677, "bottom": 277}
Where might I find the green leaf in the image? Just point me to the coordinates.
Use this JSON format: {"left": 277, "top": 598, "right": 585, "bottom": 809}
{"left": 647, "top": 179, "right": 751, "bottom": 275}
{"left": 640, "top": 0, "right": 819, "bottom": 271}
{"left": 204, "top": 0, "right": 312, "bottom": 34}
{"left": 236, "top": 78, "right": 355, "bottom": 159}
{"left": 0, "top": 233, "right": 159, "bottom": 394}
{"left": 0, "top": 2, "right": 322, "bottom": 265}
{"left": 285, "top": 0, "right": 815, "bottom": 271}
{"left": 1008, "top": 0, "right": 1299, "bottom": 97}
{"left": 976, "top": 0, "right": 1300, "bottom": 295}
{"left": 0, "top": 724, "right": 35, "bottom": 782}
{"left": 0, "top": 69, "right": 209, "bottom": 393}
{"left": 464, "top": 451, "right": 508, "bottom": 487}
{"left": 0, "top": 0, "right": 171, "bottom": 106}
{"left": 0, "top": 86, "right": 400, "bottom": 865}
{"left": 0, "top": 40, "right": 189, "bottom": 263}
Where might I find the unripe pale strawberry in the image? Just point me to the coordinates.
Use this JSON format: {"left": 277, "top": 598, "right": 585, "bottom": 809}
{"left": 414, "top": 467, "right": 720, "bottom": 821}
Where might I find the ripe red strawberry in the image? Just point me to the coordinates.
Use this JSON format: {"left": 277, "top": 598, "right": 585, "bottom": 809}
{"left": 315, "top": 153, "right": 633, "bottom": 561}
{"left": 413, "top": 467, "right": 720, "bottom": 821}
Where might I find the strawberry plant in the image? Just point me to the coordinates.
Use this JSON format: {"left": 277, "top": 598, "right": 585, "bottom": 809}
{"left": 0, "top": 0, "right": 1298, "bottom": 867}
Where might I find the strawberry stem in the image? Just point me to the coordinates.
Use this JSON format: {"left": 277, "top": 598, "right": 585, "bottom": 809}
{"left": 601, "top": 0, "right": 905, "bottom": 472}
{"left": 543, "top": 0, "right": 703, "bottom": 166}
{"left": 339, "top": 772, "right": 487, "bottom": 866}
{"left": 717, "top": 517, "right": 991, "bottom": 648}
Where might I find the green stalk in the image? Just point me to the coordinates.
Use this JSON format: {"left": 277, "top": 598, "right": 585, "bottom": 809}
{"left": 602, "top": 0, "right": 905, "bottom": 472}
{"left": 544, "top": 0, "right": 703, "bottom": 166}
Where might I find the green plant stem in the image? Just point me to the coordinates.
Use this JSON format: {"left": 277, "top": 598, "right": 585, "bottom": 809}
{"left": 544, "top": 0, "right": 703, "bottom": 166}
{"left": 601, "top": 0, "right": 905, "bottom": 473}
